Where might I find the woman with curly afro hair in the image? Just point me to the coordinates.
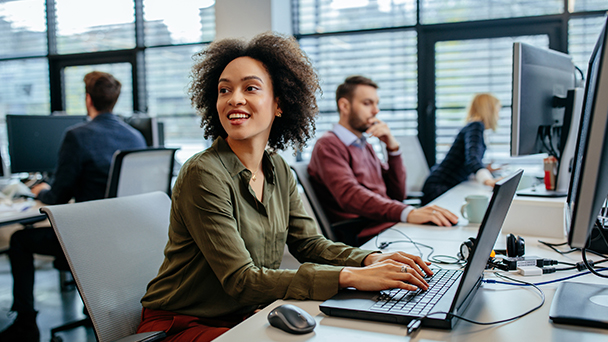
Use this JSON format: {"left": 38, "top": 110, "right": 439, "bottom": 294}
{"left": 137, "top": 32, "right": 433, "bottom": 342}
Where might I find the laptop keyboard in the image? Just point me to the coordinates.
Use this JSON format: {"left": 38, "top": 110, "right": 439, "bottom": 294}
{"left": 370, "top": 268, "right": 462, "bottom": 317}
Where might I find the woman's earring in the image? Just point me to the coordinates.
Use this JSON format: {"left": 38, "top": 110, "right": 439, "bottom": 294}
{"left": 276, "top": 110, "right": 282, "bottom": 117}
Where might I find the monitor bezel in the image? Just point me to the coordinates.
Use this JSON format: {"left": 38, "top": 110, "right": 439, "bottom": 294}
{"left": 566, "top": 17, "right": 608, "bottom": 249}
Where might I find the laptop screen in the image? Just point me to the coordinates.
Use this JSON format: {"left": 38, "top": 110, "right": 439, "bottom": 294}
{"left": 450, "top": 170, "right": 523, "bottom": 314}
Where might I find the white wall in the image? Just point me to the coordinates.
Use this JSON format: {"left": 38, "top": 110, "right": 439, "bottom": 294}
{"left": 215, "top": 0, "right": 292, "bottom": 40}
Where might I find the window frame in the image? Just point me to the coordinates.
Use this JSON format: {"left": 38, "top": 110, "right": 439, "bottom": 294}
{"left": 417, "top": 15, "right": 566, "bottom": 166}
{"left": 293, "top": 1, "right": 608, "bottom": 167}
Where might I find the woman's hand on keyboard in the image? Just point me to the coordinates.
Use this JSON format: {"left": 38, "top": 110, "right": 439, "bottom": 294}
{"left": 363, "top": 251, "right": 433, "bottom": 276}
{"left": 340, "top": 257, "right": 430, "bottom": 292}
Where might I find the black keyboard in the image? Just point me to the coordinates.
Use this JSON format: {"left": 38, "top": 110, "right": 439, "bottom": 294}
{"left": 370, "top": 269, "right": 462, "bottom": 317}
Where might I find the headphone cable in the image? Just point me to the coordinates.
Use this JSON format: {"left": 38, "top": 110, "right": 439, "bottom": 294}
{"left": 423, "top": 272, "right": 545, "bottom": 326}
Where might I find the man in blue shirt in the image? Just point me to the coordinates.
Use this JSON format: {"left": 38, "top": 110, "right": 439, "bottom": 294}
{"left": 0, "top": 71, "right": 146, "bottom": 341}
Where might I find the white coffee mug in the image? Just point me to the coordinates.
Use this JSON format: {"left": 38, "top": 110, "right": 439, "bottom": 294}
{"left": 461, "top": 195, "right": 490, "bottom": 224}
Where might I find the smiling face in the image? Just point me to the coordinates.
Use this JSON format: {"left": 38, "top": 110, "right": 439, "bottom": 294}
{"left": 217, "top": 56, "right": 279, "bottom": 147}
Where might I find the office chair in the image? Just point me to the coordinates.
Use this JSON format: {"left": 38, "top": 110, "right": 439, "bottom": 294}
{"left": 50, "top": 147, "right": 177, "bottom": 340}
{"left": 105, "top": 147, "right": 178, "bottom": 198}
{"left": 41, "top": 192, "right": 170, "bottom": 342}
{"left": 382, "top": 135, "right": 430, "bottom": 203}
{"left": 290, "top": 162, "right": 370, "bottom": 246}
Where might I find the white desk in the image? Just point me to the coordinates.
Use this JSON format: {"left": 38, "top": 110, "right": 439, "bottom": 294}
{"left": 215, "top": 182, "right": 608, "bottom": 342}
{"left": 0, "top": 199, "right": 46, "bottom": 227}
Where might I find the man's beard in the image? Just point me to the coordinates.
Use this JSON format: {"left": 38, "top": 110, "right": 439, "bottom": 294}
{"left": 348, "top": 110, "right": 370, "bottom": 133}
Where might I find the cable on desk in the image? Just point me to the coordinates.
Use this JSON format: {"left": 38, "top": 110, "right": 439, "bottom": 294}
{"left": 576, "top": 258, "right": 608, "bottom": 271}
{"left": 582, "top": 249, "right": 608, "bottom": 278}
{"left": 374, "top": 229, "right": 426, "bottom": 256}
{"left": 537, "top": 239, "right": 608, "bottom": 273}
{"left": 550, "top": 258, "right": 608, "bottom": 272}
{"left": 483, "top": 267, "right": 608, "bottom": 286}
{"left": 583, "top": 247, "right": 608, "bottom": 259}
{"left": 374, "top": 228, "right": 464, "bottom": 265}
{"left": 537, "top": 240, "right": 578, "bottom": 255}
{"left": 552, "top": 266, "right": 577, "bottom": 271}
{"left": 424, "top": 273, "right": 545, "bottom": 326}
{"left": 557, "top": 260, "right": 576, "bottom": 266}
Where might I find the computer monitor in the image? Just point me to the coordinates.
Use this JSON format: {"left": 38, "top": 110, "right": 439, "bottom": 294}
{"left": 565, "top": 17, "right": 608, "bottom": 251}
{"left": 6, "top": 114, "right": 88, "bottom": 174}
{"left": 124, "top": 116, "right": 164, "bottom": 147}
{"left": 549, "top": 16, "right": 608, "bottom": 331}
{"left": 511, "top": 42, "right": 580, "bottom": 196}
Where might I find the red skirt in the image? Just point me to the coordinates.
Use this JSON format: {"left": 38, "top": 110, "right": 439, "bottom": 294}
{"left": 137, "top": 307, "right": 249, "bottom": 342}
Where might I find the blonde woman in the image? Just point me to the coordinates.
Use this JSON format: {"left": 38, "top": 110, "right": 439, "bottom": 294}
{"left": 421, "top": 93, "right": 501, "bottom": 205}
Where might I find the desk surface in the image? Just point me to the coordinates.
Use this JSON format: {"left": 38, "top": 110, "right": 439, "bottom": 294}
{"left": 0, "top": 199, "right": 46, "bottom": 227}
{"left": 216, "top": 181, "right": 608, "bottom": 342}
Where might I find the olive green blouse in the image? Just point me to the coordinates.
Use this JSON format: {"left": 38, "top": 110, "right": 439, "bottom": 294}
{"left": 140, "top": 137, "right": 374, "bottom": 318}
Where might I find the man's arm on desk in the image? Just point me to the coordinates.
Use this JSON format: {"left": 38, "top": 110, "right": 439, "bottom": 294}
{"left": 30, "top": 183, "right": 50, "bottom": 197}
{"left": 407, "top": 205, "right": 459, "bottom": 227}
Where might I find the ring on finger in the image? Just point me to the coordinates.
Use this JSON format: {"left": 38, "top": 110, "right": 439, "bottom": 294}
{"left": 400, "top": 265, "right": 409, "bottom": 273}
{"left": 432, "top": 209, "right": 437, "bottom": 214}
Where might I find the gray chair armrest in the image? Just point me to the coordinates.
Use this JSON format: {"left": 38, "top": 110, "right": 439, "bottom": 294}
{"left": 112, "top": 331, "right": 166, "bottom": 342}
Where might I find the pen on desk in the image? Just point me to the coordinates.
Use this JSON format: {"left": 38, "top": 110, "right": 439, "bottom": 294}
{"left": 20, "top": 205, "right": 32, "bottom": 212}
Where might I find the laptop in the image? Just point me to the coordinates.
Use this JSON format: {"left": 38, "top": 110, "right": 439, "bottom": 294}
{"left": 320, "top": 169, "right": 523, "bottom": 330}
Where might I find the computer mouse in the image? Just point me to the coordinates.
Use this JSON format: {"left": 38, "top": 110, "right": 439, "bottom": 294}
{"left": 267, "top": 304, "right": 316, "bottom": 334}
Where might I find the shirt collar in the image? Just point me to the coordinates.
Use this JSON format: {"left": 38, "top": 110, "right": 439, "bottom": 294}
{"left": 332, "top": 123, "right": 366, "bottom": 148}
{"left": 213, "top": 136, "right": 276, "bottom": 184}
{"left": 92, "top": 112, "right": 117, "bottom": 122}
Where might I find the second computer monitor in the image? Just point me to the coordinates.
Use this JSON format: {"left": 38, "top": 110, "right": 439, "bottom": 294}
{"left": 124, "top": 116, "right": 164, "bottom": 147}
{"left": 511, "top": 42, "right": 576, "bottom": 157}
{"left": 6, "top": 114, "right": 88, "bottom": 174}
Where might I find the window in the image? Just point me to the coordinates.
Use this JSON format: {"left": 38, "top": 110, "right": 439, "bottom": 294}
{"left": 143, "top": 0, "right": 215, "bottom": 46}
{"left": 0, "top": 0, "right": 47, "bottom": 58}
{"left": 0, "top": 0, "right": 49, "bottom": 117}
{"left": 434, "top": 35, "right": 549, "bottom": 163}
{"left": 569, "top": 15, "right": 607, "bottom": 76}
{"left": 296, "top": 0, "right": 416, "bottom": 35}
{"left": 569, "top": 0, "right": 608, "bottom": 12}
{"left": 420, "top": 0, "right": 563, "bottom": 24}
{"left": 0, "top": 0, "right": 220, "bottom": 164}
{"left": 298, "top": 29, "right": 418, "bottom": 159}
{"left": 63, "top": 64, "right": 133, "bottom": 115}
{"left": 145, "top": 44, "right": 206, "bottom": 143}
{"left": 54, "top": 0, "right": 136, "bottom": 54}
{"left": 295, "top": 0, "right": 608, "bottom": 167}
{"left": 0, "top": 59, "right": 50, "bottom": 116}
{"left": 1, "top": 0, "right": 607, "bottom": 169}
{"left": 141, "top": 0, "right": 215, "bottom": 161}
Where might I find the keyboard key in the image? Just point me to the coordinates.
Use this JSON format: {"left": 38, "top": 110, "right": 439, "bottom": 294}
{"left": 370, "top": 268, "right": 462, "bottom": 315}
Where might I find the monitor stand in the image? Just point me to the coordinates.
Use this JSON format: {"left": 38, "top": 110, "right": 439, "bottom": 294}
{"left": 518, "top": 89, "right": 583, "bottom": 199}
{"left": 516, "top": 185, "right": 567, "bottom": 197}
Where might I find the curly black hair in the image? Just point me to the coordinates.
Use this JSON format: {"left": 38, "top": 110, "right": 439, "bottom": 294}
{"left": 189, "top": 32, "right": 320, "bottom": 152}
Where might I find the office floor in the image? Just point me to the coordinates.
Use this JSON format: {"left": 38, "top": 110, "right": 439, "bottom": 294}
{"left": 0, "top": 225, "right": 95, "bottom": 342}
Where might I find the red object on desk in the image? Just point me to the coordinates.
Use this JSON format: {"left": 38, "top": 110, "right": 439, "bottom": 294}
{"left": 544, "top": 156, "right": 557, "bottom": 190}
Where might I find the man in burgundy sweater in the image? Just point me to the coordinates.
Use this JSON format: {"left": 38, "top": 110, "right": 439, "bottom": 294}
{"left": 308, "top": 76, "right": 458, "bottom": 245}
